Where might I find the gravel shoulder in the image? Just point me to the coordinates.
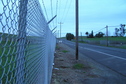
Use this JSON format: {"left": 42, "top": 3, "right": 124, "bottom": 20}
{"left": 51, "top": 43, "right": 126, "bottom": 84}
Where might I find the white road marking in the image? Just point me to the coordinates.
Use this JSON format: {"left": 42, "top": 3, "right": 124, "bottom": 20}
{"left": 83, "top": 47, "right": 126, "bottom": 61}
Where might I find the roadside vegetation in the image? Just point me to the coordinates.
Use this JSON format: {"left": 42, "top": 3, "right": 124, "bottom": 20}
{"left": 62, "top": 50, "right": 69, "bottom": 53}
{"left": 0, "top": 41, "right": 16, "bottom": 83}
{"left": 79, "top": 36, "right": 126, "bottom": 41}
{"left": 65, "top": 32, "right": 126, "bottom": 49}
{"left": 0, "top": 32, "right": 42, "bottom": 83}
{"left": 79, "top": 36, "right": 126, "bottom": 49}
{"left": 73, "top": 63, "right": 84, "bottom": 69}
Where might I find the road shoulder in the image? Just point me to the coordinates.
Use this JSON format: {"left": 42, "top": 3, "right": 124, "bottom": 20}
{"left": 51, "top": 43, "right": 126, "bottom": 84}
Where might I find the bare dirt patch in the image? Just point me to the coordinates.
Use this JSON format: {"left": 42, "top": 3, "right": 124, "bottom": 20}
{"left": 51, "top": 43, "right": 126, "bottom": 84}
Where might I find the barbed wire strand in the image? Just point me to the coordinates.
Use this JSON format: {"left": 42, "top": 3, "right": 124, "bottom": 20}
{"left": 62, "top": 0, "right": 73, "bottom": 23}
{"left": 55, "top": 0, "right": 58, "bottom": 30}
{"left": 60, "top": 0, "right": 69, "bottom": 22}
{"left": 57, "top": 0, "right": 61, "bottom": 23}
{"left": 50, "top": 0, "right": 54, "bottom": 28}
{"left": 41, "top": 0, "right": 53, "bottom": 29}
{"left": 41, "top": 0, "right": 49, "bottom": 21}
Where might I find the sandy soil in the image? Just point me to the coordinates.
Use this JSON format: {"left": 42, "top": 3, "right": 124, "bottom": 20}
{"left": 51, "top": 43, "right": 126, "bottom": 84}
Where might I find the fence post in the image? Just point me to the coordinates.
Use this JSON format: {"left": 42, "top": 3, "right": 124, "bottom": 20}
{"left": 16, "top": 0, "right": 28, "bottom": 84}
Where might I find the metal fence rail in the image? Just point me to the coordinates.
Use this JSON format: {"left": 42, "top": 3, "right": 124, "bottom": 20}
{"left": 0, "top": 0, "right": 56, "bottom": 84}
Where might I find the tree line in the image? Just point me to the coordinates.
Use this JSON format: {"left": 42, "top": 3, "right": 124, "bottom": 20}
{"left": 65, "top": 24, "right": 126, "bottom": 40}
{"left": 85, "top": 30, "right": 104, "bottom": 38}
{"left": 65, "top": 31, "right": 104, "bottom": 41}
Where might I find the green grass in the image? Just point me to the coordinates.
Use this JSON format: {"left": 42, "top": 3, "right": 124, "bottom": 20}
{"left": 80, "top": 37, "right": 126, "bottom": 41}
{"left": 73, "top": 63, "right": 84, "bottom": 69}
{"left": 78, "top": 37, "right": 126, "bottom": 49}
{"left": 0, "top": 32, "right": 45, "bottom": 83}
{"left": 79, "top": 41, "right": 88, "bottom": 43}
{"left": 61, "top": 36, "right": 126, "bottom": 41}
{"left": 56, "top": 45, "right": 60, "bottom": 49}
{"left": 119, "top": 45, "right": 126, "bottom": 49}
{"left": 0, "top": 41, "right": 16, "bottom": 83}
{"left": 0, "top": 33, "right": 43, "bottom": 83}
{"left": 62, "top": 50, "right": 69, "bottom": 53}
{"left": 108, "top": 45, "right": 126, "bottom": 49}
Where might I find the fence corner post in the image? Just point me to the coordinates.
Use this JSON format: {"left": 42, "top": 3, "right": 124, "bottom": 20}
{"left": 16, "top": 0, "right": 28, "bottom": 84}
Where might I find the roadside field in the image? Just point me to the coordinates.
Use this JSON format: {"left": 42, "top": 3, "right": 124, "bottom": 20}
{"left": 69, "top": 36, "right": 126, "bottom": 49}
{"left": 79, "top": 36, "right": 126, "bottom": 41}
{"left": 0, "top": 41, "right": 16, "bottom": 83}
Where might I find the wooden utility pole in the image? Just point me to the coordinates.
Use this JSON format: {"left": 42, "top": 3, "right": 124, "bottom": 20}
{"left": 59, "top": 22, "right": 63, "bottom": 38}
{"left": 80, "top": 32, "right": 82, "bottom": 41}
{"left": 106, "top": 25, "right": 108, "bottom": 46}
{"left": 57, "top": 30, "right": 59, "bottom": 38}
{"left": 75, "top": 0, "right": 79, "bottom": 60}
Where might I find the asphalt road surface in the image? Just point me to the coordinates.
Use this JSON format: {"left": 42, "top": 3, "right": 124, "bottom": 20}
{"left": 61, "top": 39, "right": 126, "bottom": 77}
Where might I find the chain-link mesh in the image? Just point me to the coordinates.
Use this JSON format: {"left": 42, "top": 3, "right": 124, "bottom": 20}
{"left": 0, "top": 0, "right": 56, "bottom": 84}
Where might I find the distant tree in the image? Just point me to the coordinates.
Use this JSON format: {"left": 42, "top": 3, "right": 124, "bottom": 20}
{"left": 88, "top": 30, "right": 94, "bottom": 38}
{"left": 120, "top": 24, "right": 125, "bottom": 37}
{"left": 85, "top": 32, "right": 89, "bottom": 36}
{"left": 95, "top": 32, "right": 104, "bottom": 38}
{"left": 115, "top": 28, "right": 119, "bottom": 36}
{"left": 115, "top": 24, "right": 125, "bottom": 37}
{"left": 66, "top": 33, "right": 74, "bottom": 40}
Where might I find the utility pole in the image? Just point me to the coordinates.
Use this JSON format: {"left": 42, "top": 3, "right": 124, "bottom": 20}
{"left": 59, "top": 22, "right": 63, "bottom": 38}
{"left": 57, "top": 30, "right": 59, "bottom": 38}
{"left": 106, "top": 25, "right": 108, "bottom": 46}
{"left": 80, "top": 32, "right": 82, "bottom": 41}
{"left": 75, "top": 0, "right": 79, "bottom": 60}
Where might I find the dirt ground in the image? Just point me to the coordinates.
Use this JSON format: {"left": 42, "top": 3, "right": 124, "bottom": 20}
{"left": 51, "top": 43, "right": 126, "bottom": 84}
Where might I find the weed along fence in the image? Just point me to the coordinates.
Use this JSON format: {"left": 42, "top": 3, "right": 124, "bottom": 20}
{"left": 0, "top": 0, "right": 56, "bottom": 84}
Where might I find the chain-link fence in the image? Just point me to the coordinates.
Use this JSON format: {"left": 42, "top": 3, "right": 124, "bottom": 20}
{"left": 0, "top": 0, "right": 56, "bottom": 84}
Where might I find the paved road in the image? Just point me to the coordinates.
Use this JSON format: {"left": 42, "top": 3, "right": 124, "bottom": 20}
{"left": 61, "top": 39, "right": 126, "bottom": 76}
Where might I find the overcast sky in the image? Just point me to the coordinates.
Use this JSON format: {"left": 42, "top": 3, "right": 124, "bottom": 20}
{"left": 39, "top": 0, "right": 126, "bottom": 37}
{"left": 0, "top": 0, "right": 126, "bottom": 37}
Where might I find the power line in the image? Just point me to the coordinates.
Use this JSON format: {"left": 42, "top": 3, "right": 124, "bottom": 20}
{"left": 108, "top": 25, "right": 120, "bottom": 27}
{"left": 57, "top": 0, "right": 61, "bottom": 23}
{"left": 94, "top": 27, "right": 106, "bottom": 33}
